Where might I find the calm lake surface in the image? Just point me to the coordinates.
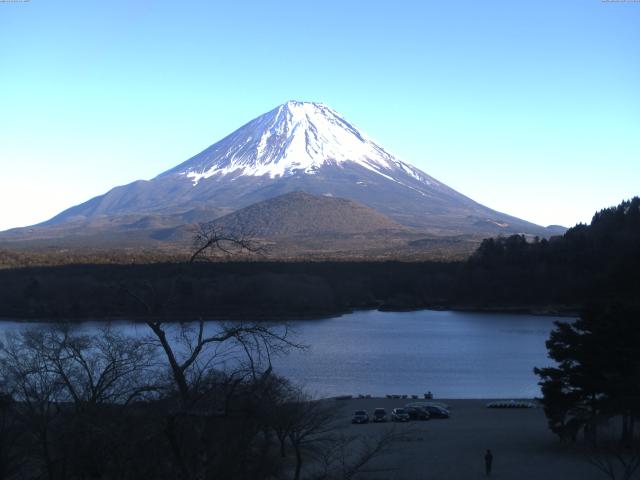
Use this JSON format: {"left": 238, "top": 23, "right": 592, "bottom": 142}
{"left": 0, "top": 309, "right": 569, "bottom": 399}
{"left": 271, "top": 310, "right": 565, "bottom": 399}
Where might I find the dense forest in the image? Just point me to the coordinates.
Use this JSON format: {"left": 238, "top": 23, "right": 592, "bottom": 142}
{"left": 0, "top": 197, "right": 638, "bottom": 320}
{"left": 467, "top": 196, "right": 640, "bottom": 308}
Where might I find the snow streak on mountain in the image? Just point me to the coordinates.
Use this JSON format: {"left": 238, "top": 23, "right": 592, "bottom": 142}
{"left": 165, "top": 100, "right": 436, "bottom": 188}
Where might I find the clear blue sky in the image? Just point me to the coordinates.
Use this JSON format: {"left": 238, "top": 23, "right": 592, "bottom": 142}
{"left": 1, "top": 0, "right": 638, "bottom": 231}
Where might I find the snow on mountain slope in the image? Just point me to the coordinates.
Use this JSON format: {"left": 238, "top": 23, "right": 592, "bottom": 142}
{"left": 163, "top": 101, "right": 437, "bottom": 189}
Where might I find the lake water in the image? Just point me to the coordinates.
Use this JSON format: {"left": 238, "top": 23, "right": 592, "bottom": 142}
{"left": 272, "top": 310, "right": 565, "bottom": 399}
{"left": 0, "top": 309, "right": 569, "bottom": 399}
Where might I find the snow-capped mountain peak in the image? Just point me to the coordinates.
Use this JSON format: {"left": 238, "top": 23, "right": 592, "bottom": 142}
{"left": 167, "top": 100, "right": 431, "bottom": 186}
{"left": 31, "top": 100, "right": 555, "bottom": 239}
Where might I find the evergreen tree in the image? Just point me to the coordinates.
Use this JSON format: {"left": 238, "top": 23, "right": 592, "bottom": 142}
{"left": 535, "top": 304, "right": 640, "bottom": 443}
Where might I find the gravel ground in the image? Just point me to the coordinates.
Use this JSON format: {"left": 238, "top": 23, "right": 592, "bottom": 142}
{"left": 328, "top": 398, "right": 602, "bottom": 480}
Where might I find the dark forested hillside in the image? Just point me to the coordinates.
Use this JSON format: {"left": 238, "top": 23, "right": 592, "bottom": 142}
{"left": 0, "top": 198, "right": 637, "bottom": 321}
{"left": 465, "top": 197, "right": 640, "bottom": 307}
{"left": 0, "top": 261, "right": 461, "bottom": 320}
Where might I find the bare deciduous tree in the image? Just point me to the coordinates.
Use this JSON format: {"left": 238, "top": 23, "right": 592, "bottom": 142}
{"left": 25, "top": 325, "right": 157, "bottom": 407}
{"left": 312, "top": 428, "right": 406, "bottom": 480}
{"left": 116, "top": 292, "right": 301, "bottom": 407}
{"left": 587, "top": 421, "right": 640, "bottom": 480}
{"left": 190, "top": 222, "right": 261, "bottom": 263}
{"left": 265, "top": 382, "right": 406, "bottom": 480}
{"left": 0, "top": 392, "right": 26, "bottom": 480}
{"left": 1, "top": 330, "right": 68, "bottom": 480}
{"left": 114, "top": 224, "right": 304, "bottom": 479}
{"left": 0, "top": 325, "right": 159, "bottom": 480}
{"left": 287, "top": 397, "right": 338, "bottom": 480}
{"left": 120, "top": 270, "right": 300, "bottom": 408}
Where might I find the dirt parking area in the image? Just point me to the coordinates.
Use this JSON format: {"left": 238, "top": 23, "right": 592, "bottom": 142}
{"left": 329, "top": 398, "right": 601, "bottom": 480}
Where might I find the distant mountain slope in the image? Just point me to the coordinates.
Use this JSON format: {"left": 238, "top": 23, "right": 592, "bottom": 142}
{"left": 0, "top": 192, "right": 480, "bottom": 260}
{"left": 32, "top": 100, "right": 561, "bottom": 238}
{"left": 213, "top": 191, "right": 410, "bottom": 238}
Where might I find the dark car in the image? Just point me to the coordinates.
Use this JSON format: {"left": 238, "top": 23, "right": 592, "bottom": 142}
{"left": 405, "top": 405, "right": 430, "bottom": 420}
{"left": 423, "top": 405, "right": 450, "bottom": 419}
{"left": 351, "top": 410, "right": 369, "bottom": 424}
{"left": 391, "top": 407, "right": 410, "bottom": 422}
{"left": 372, "top": 408, "right": 387, "bottom": 422}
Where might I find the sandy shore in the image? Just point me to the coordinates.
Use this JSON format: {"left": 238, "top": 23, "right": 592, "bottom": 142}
{"left": 327, "top": 398, "right": 600, "bottom": 480}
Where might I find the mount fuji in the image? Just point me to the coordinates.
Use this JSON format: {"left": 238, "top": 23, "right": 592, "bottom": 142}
{"left": 2, "top": 101, "right": 562, "bottom": 252}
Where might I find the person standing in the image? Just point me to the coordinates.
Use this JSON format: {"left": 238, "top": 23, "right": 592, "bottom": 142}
{"left": 484, "top": 449, "right": 493, "bottom": 476}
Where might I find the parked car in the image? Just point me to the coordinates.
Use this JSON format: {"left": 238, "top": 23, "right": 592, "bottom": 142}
{"left": 405, "top": 401, "right": 450, "bottom": 411}
{"left": 372, "top": 408, "right": 387, "bottom": 422}
{"left": 405, "top": 405, "right": 430, "bottom": 420}
{"left": 422, "top": 405, "right": 450, "bottom": 418}
{"left": 391, "top": 407, "right": 410, "bottom": 422}
{"left": 351, "top": 410, "right": 369, "bottom": 424}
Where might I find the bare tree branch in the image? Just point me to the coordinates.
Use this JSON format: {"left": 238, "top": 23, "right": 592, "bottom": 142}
{"left": 190, "top": 222, "right": 263, "bottom": 263}
{"left": 586, "top": 420, "right": 640, "bottom": 480}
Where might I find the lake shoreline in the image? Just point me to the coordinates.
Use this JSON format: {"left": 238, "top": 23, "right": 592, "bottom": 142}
{"left": 0, "top": 304, "right": 579, "bottom": 323}
{"left": 0, "top": 260, "right": 594, "bottom": 324}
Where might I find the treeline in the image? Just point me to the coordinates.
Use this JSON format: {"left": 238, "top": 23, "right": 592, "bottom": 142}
{"left": 0, "top": 248, "right": 189, "bottom": 269}
{"left": 0, "top": 197, "right": 638, "bottom": 320}
{"left": 0, "top": 261, "right": 462, "bottom": 320}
